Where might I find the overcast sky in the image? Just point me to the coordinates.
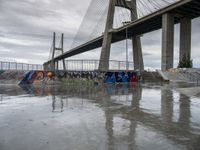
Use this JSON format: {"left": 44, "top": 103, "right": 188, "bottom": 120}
{"left": 0, "top": 0, "right": 199, "bottom": 69}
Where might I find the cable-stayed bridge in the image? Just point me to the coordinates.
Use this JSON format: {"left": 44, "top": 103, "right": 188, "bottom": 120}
{"left": 43, "top": 0, "right": 200, "bottom": 72}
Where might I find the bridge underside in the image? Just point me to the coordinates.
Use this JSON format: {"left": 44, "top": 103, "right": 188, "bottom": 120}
{"left": 44, "top": 0, "right": 200, "bottom": 71}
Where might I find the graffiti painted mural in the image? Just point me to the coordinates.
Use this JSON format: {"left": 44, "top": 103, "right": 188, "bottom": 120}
{"left": 19, "top": 71, "right": 56, "bottom": 85}
{"left": 0, "top": 71, "right": 24, "bottom": 81}
{"left": 104, "top": 72, "right": 137, "bottom": 84}
{"left": 18, "top": 71, "right": 138, "bottom": 85}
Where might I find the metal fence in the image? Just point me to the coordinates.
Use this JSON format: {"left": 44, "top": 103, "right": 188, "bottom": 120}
{"left": 193, "top": 59, "right": 200, "bottom": 68}
{"left": 60, "top": 59, "right": 134, "bottom": 71}
{"left": 182, "top": 71, "right": 200, "bottom": 84}
{"left": 0, "top": 61, "right": 43, "bottom": 71}
{"left": 0, "top": 60, "right": 134, "bottom": 71}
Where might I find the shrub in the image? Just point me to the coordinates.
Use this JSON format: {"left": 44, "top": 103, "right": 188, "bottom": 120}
{"left": 178, "top": 54, "right": 193, "bottom": 68}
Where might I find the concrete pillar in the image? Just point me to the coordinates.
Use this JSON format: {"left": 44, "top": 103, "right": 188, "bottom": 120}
{"left": 162, "top": 13, "right": 174, "bottom": 71}
{"left": 179, "top": 17, "right": 191, "bottom": 62}
{"left": 131, "top": 0, "right": 144, "bottom": 71}
{"left": 51, "top": 61, "right": 55, "bottom": 71}
{"left": 99, "top": 0, "right": 116, "bottom": 72}
{"left": 46, "top": 64, "right": 49, "bottom": 71}
{"left": 51, "top": 32, "right": 56, "bottom": 71}
{"left": 132, "top": 37, "right": 144, "bottom": 71}
{"left": 49, "top": 63, "right": 51, "bottom": 70}
{"left": 61, "top": 34, "right": 66, "bottom": 71}
{"left": 44, "top": 64, "right": 47, "bottom": 71}
{"left": 55, "top": 61, "right": 57, "bottom": 70}
{"left": 43, "top": 64, "right": 47, "bottom": 71}
{"left": 47, "top": 64, "right": 49, "bottom": 71}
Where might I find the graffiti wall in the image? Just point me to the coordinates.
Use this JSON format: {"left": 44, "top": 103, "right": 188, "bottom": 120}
{"left": 0, "top": 71, "right": 25, "bottom": 81}
{"left": 104, "top": 72, "right": 138, "bottom": 84}
{"left": 19, "top": 70, "right": 56, "bottom": 85}
{"left": 18, "top": 70, "right": 138, "bottom": 85}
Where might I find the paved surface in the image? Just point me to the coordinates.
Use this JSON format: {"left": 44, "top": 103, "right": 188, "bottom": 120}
{"left": 0, "top": 83, "right": 200, "bottom": 150}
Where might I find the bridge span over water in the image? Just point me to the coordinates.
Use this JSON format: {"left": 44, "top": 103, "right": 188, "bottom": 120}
{"left": 44, "top": 0, "right": 200, "bottom": 72}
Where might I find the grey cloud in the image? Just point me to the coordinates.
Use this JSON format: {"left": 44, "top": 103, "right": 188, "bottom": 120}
{"left": 0, "top": 0, "right": 92, "bottom": 64}
{"left": 0, "top": 0, "right": 199, "bottom": 69}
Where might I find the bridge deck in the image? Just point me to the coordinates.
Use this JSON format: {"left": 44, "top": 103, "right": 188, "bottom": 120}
{"left": 44, "top": 0, "right": 200, "bottom": 65}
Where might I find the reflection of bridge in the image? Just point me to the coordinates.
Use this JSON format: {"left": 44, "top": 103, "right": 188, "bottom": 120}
{"left": 45, "top": 85, "right": 200, "bottom": 149}
{"left": 3, "top": 84, "right": 198, "bottom": 149}
{"left": 51, "top": 85, "right": 198, "bottom": 149}
{"left": 44, "top": 0, "right": 200, "bottom": 72}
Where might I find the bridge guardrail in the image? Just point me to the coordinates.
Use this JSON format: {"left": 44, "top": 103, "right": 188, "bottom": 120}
{"left": 0, "top": 61, "right": 43, "bottom": 71}
{"left": 181, "top": 71, "right": 200, "bottom": 85}
{"left": 62, "top": 59, "right": 134, "bottom": 71}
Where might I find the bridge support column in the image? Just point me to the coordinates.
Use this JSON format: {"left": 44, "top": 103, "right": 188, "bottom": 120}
{"left": 51, "top": 32, "right": 56, "bottom": 71}
{"left": 49, "top": 32, "right": 66, "bottom": 71}
{"left": 61, "top": 34, "right": 66, "bottom": 71}
{"left": 48, "top": 63, "right": 51, "bottom": 70}
{"left": 51, "top": 61, "right": 55, "bottom": 71}
{"left": 56, "top": 61, "right": 59, "bottom": 70}
{"left": 99, "top": 0, "right": 116, "bottom": 72}
{"left": 162, "top": 13, "right": 174, "bottom": 71}
{"left": 131, "top": 0, "right": 144, "bottom": 71}
{"left": 179, "top": 17, "right": 191, "bottom": 62}
{"left": 132, "top": 37, "right": 144, "bottom": 71}
{"left": 44, "top": 63, "right": 47, "bottom": 71}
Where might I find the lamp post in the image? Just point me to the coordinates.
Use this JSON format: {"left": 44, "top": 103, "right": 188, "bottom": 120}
{"left": 126, "top": 27, "right": 128, "bottom": 71}
{"left": 122, "top": 21, "right": 131, "bottom": 71}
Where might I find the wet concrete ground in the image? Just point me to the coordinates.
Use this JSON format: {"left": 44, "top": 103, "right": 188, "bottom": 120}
{"left": 0, "top": 83, "right": 200, "bottom": 150}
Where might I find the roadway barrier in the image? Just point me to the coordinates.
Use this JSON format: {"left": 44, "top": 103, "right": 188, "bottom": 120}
{"left": 0, "top": 61, "right": 43, "bottom": 71}
{"left": 56, "top": 59, "right": 134, "bottom": 71}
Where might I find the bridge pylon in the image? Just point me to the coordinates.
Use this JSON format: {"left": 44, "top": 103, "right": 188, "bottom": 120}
{"left": 99, "top": 0, "right": 144, "bottom": 72}
{"left": 48, "top": 32, "right": 66, "bottom": 71}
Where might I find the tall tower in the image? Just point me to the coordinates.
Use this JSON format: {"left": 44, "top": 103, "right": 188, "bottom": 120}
{"left": 130, "top": 0, "right": 144, "bottom": 71}
{"left": 50, "top": 32, "right": 66, "bottom": 71}
{"left": 98, "top": 0, "right": 144, "bottom": 71}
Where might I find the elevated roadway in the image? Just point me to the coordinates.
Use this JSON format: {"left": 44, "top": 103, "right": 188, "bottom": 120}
{"left": 44, "top": 0, "right": 200, "bottom": 66}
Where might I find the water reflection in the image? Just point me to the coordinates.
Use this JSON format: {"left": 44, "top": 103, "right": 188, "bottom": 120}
{"left": 161, "top": 88, "right": 174, "bottom": 128}
{"left": 52, "top": 95, "right": 64, "bottom": 112}
{"left": 0, "top": 83, "right": 200, "bottom": 150}
{"left": 0, "top": 95, "right": 2, "bottom": 104}
{"left": 179, "top": 95, "right": 191, "bottom": 130}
